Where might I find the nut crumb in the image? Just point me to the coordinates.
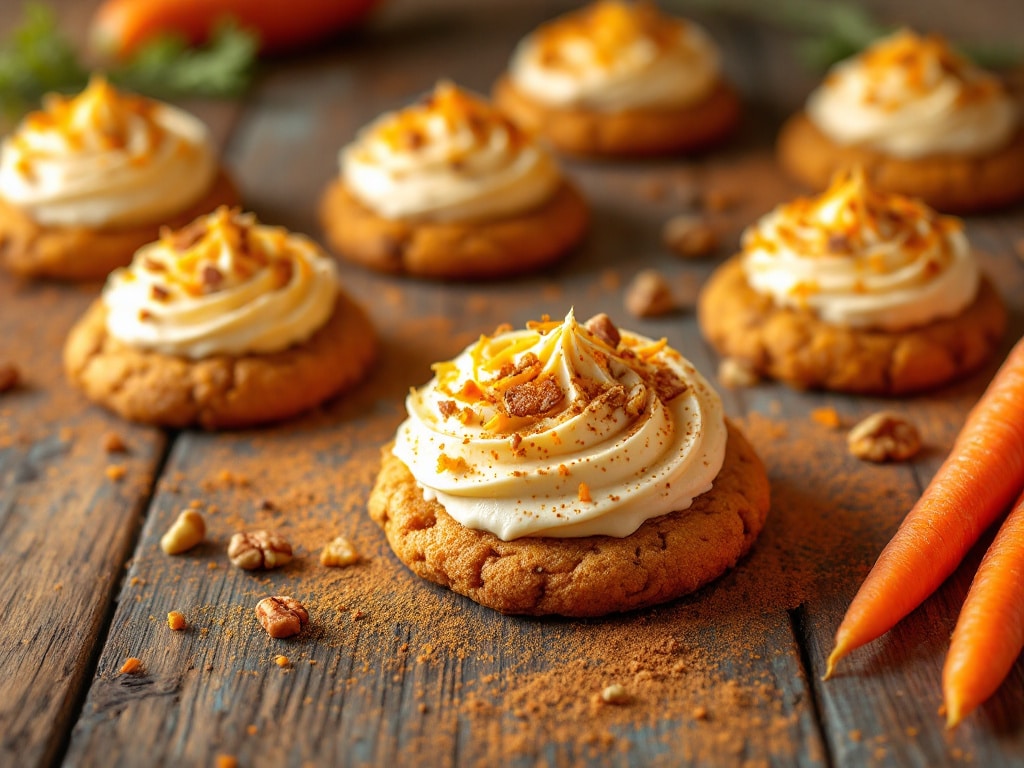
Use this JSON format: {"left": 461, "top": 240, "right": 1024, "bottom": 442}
{"left": 102, "top": 432, "right": 127, "bottom": 453}
{"left": 811, "top": 407, "right": 842, "bottom": 429}
{"left": 119, "top": 657, "right": 143, "bottom": 675}
{"left": 256, "top": 596, "right": 308, "bottom": 639}
{"left": 847, "top": 411, "right": 922, "bottom": 463}
{"left": 167, "top": 611, "right": 187, "bottom": 631}
{"left": 601, "top": 684, "right": 630, "bottom": 704}
{"left": 625, "top": 270, "right": 675, "bottom": 318}
{"left": 320, "top": 536, "right": 360, "bottom": 567}
{"left": 662, "top": 214, "right": 718, "bottom": 258}
{"left": 105, "top": 464, "right": 126, "bottom": 482}
{"left": 0, "top": 363, "right": 20, "bottom": 393}
{"left": 228, "top": 530, "right": 293, "bottom": 570}
{"left": 717, "top": 358, "right": 760, "bottom": 389}
{"left": 160, "top": 510, "right": 206, "bottom": 555}
{"left": 274, "top": 655, "right": 290, "bottom": 668}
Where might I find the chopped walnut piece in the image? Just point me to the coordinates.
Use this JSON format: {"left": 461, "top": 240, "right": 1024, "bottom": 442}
{"left": 150, "top": 284, "right": 170, "bottom": 302}
{"left": 167, "top": 611, "right": 188, "bottom": 631}
{"left": 119, "top": 657, "right": 143, "bottom": 675}
{"left": 601, "top": 684, "right": 630, "bottom": 704}
{"left": 847, "top": 412, "right": 922, "bottom": 463}
{"left": 320, "top": 536, "right": 360, "bottom": 567}
{"left": 256, "top": 596, "right": 308, "bottom": 639}
{"left": 0, "top": 363, "right": 20, "bottom": 393}
{"left": 662, "top": 214, "right": 718, "bottom": 258}
{"left": 228, "top": 530, "right": 293, "bottom": 570}
{"left": 584, "top": 313, "right": 621, "bottom": 349}
{"left": 201, "top": 264, "right": 224, "bottom": 291}
{"left": 625, "top": 270, "right": 675, "bottom": 318}
{"left": 269, "top": 259, "right": 294, "bottom": 289}
{"left": 651, "top": 368, "right": 688, "bottom": 403}
{"left": 160, "top": 510, "right": 206, "bottom": 554}
{"left": 717, "top": 358, "right": 760, "bottom": 389}
{"left": 505, "top": 376, "right": 564, "bottom": 417}
{"left": 438, "top": 400, "right": 459, "bottom": 419}
{"left": 102, "top": 432, "right": 127, "bottom": 453}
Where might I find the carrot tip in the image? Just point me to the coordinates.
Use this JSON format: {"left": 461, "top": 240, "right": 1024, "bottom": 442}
{"left": 823, "top": 648, "right": 843, "bottom": 680}
{"left": 944, "top": 698, "right": 965, "bottom": 729}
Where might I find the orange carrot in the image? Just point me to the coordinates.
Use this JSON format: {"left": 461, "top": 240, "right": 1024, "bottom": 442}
{"left": 943, "top": 487, "right": 1024, "bottom": 728}
{"left": 826, "top": 335, "right": 1024, "bottom": 677}
{"left": 90, "top": 0, "right": 380, "bottom": 59}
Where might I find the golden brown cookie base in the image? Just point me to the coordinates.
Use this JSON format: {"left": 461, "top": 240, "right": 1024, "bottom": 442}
{"left": 318, "top": 179, "right": 588, "bottom": 280}
{"left": 63, "top": 293, "right": 377, "bottom": 429}
{"left": 0, "top": 169, "right": 241, "bottom": 281}
{"left": 368, "top": 421, "right": 770, "bottom": 617}
{"left": 493, "top": 76, "right": 741, "bottom": 158}
{"left": 776, "top": 113, "right": 1024, "bottom": 213}
{"left": 697, "top": 257, "right": 1006, "bottom": 395}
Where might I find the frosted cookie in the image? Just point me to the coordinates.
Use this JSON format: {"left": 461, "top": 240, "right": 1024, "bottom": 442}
{"left": 698, "top": 170, "right": 1006, "bottom": 394}
{"left": 493, "top": 0, "right": 740, "bottom": 157}
{"left": 0, "top": 75, "right": 240, "bottom": 280}
{"left": 319, "top": 82, "right": 587, "bottom": 279}
{"left": 777, "top": 30, "right": 1024, "bottom": 212}
{"left": 65, "top": 208, "right": 377, "bottom": 428}
{"left": 369, "top": 311, "right": 770, "bottom": 616}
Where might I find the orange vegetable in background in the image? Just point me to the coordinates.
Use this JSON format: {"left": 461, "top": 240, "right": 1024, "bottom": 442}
{"left": 90, "top": 0, "right": 381, "bottom": 59}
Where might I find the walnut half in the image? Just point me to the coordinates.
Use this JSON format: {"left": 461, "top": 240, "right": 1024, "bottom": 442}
{"left": 847, "top": 411, "right": 922, "bottom": 463}
{"left": 228, "top": 530, "right": 293, "bottom": 570}
{"left": 255, "top": 596, "right": 308, "bottom": 639}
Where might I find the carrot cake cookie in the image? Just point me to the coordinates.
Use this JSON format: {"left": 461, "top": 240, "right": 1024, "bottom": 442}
{"left": 319, "top": 81, "right": 587, "bottom": 279}
{"left": 369, "top": 310, "right": 769, "bottom": 616}
{"left": 698, "top": 169, "right": 1006, "bottom": 394}
{"left": 777, "top": 30, "right": 1024, "bottom": 212}
{"left": 0, "top": 75, "right": 239, "bottom": 280}
{"left": 65, "top": 207, "right": 376, "bottom": 428}
{"left": 493, "top": 0, "right": 741, "bottom": 157}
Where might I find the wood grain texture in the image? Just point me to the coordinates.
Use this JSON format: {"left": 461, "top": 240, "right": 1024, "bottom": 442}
{"left": 0, "top": 0, "right": 1022, "bottom": 766}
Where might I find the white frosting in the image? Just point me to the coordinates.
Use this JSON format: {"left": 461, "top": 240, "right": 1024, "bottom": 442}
{"left": 393, "top": 309, "right": 728, "bottom": 540}
{"left": 742, "top": 170, "right": 978, "bottom": 331}
{"left": 342, "top": 82, "right": 561, "bottom": 222}
{"left": 508, "top": 0, "right": 720, "bottom": 111}
{"left": 807, "top": 30, "right": 1017, "bottom": 158}
{"left": 0, "top": 76, "right": 217, "bottom": 228}
{"left": 103, "top": 208, "right": 339, "bottom": 359}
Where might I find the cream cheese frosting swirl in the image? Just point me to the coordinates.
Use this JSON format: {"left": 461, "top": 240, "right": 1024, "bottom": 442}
{"left": 0, "top": 75, "right": 217, "bottom": 228}
{"left": 806, "top": 30, "right": 1017, "bottom": 158}
{"left": 393, "top": 310, "right": 727, "bottom": 540}
{"left": 507, "top": 0, "right": 721, "bottom": 111}
{"left": 103, "top": 207, "right": 339, "bottom": 359}
{"left": 342, "top": 82, "right": 561, "bottom": 222}
{"left": 742, "top": 169, "right": 978, "bottom": 331}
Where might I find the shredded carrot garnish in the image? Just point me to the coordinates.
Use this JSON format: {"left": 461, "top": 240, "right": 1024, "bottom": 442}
{"left": 578, "top": 483, "right": 592, "bottom": 503}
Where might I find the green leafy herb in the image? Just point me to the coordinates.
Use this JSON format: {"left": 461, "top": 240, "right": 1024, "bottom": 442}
{"left": 0, "top": 2, "right": 257, "bottom": 123}
{"left": 671, "top": 0, "right": 1022, "bottom": 71}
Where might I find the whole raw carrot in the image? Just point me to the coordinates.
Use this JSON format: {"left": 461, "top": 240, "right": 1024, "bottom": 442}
{"left": 943, "top": 488, "right": 1024, "bottom": 728}
{"left": 826, "top": 335, "right": 1024, "bottom": 677}
{"left": 90, "top": 0, "right": 380, "bottom": 59}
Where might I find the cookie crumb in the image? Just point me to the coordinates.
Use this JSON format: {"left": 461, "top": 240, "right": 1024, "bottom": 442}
{"left": 167, "top": 611, "right": 187, "bottom": 631}
{"left": 717, "top": 358, "right": 760, "bottom": 389}
{"left": 321, "top": 536, "right": 360, "bottom": 567}
{"left": 105, "top": 464, "right": 127, "bottom": 482}
{"left": 578, "top": 483, "right": 592, "bottom": 503}
{"left": 246, "top": 724, "right": 258, "bottom": 736}
{"left": 601, "top": 684, "right": 630, "bottom": 704}
{"left": 692, "top": 705, "right": 709, "bottom": 720}
{"left": 810, "top": 407, "right": 842, "bottom": 429}
{"left": 847, "top": 411, "right": 922, "bottom": 463}
{"left": 662, "top": 214, "right": 718, "bottom": 258}
{"left": 119, "top": 657, "right": 143, "bottom": 675}
{"left": 102, "top": 432, "right": 127, "bottom": 454}
{"left": 625, "top": 270, "right": 675, "bottom": 318}
{"left": 274, "top": 655, "right": 290, "bottom": 668}
{"left": 0, "top": 363, "right": 20, "bottom": 393}
{"left": 215, "top": 755, "right": 238, "bottom": 768}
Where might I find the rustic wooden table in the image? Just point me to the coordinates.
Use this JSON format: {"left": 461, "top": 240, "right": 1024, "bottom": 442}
{"left": 2, "top": 1, "right": 1024, "bottom": 766}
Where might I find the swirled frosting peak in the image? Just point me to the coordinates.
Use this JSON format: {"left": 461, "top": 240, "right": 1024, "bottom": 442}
{"left": 342, "top": 81, "right": 561, "bottom": 222}
{"left": 508, "top": 0, "right": 721, "bottom": 111}
{"left": 0, "top": 74, "right": 217, "bottom": 227}
{"left": 393, "top": 310, "right": 727, "bottom": 540}
{"left": 807, "top": 30, "right": 1017, "bottom": 158}
{"left": 742, "top": 168, "right": 978, "bottom": 330}
{"left": 102, "top": 207, "right": 339, "bottom": 359}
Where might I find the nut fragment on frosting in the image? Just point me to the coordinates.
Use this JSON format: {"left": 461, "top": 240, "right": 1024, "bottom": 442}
{"left": 0, "top": 75, "right": 217, "bottom": 227}
{"left": 392, "top": 310, "right": 727, "bottom": 540}
{"left": 102, "top": 207, "right": 339, "bottom": 359}
{"left": 508, "top": 0, "right": 721, "bottom": 111}
{"left": 806, "top": 30, "right": 1017, "bottom": 158}
{"left": 341, "top": 81, "right": 561, "bottom": 222}
{"left": 741, "top": 168, "right": 978, "bottom": 331}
